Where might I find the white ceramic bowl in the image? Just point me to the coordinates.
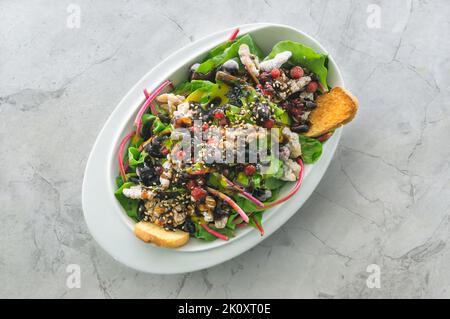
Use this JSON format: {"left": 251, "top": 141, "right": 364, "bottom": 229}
{"left": 82, "top": 23, "right": 344, "bottom": 273}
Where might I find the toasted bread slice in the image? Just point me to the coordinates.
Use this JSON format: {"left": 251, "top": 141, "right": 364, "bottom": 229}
{"left": 134, "top": 221, "right": 190, "bottom": 248}
{"left": 304, "top": 87, "right": 358, "bottom": 137}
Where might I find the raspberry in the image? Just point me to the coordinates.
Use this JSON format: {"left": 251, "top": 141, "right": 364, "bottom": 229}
{"left": 244, "top": 165, "right": 256, "bottom": 176}
{"left": 191, "top": 187, "right": 207, "bottom": 201}
{"left": 263, "top": 119, "right": 275, "bottom": 129}
{"left": 214, "top": 111, "right": 225, "bottom": 119}
{"left": 290, "top": 66, "right": 304, "bottom": 79}
{"left": 306, "top": 81, "right": 318, "bottom": 93}
{"left": 270, "top": 68, "right": 281, "bottom": 79}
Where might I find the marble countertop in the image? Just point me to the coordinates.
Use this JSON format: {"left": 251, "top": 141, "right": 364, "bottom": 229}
{"left": 1, "top": 0, "right": 449, "bottom": 298}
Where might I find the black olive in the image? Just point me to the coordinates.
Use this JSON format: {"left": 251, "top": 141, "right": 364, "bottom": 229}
{"left": 137, "top": 201, "right": 146, "bottom": 221}
{"left": 291, "top": 123, "right": 310, "bottom": 133}
{"left": 305, "top": 101, "right": 317, "bottom": 110}
{"left": 220, "top": 59, "right": 239, "bottom": 75}
{"left": 213, "top": 200, "right": 229, "bottom": 219}
{"left": 208, "top": 97, "right": 222, "bottom": 108}
{"left": 136, "top": 164, "right": 157, "bottom": 186}
{"left": 128, "top": 176, "right": 140, "bottom": 184}
{"left": 140, "top": 121, "right": 153, "bottom": 141}
{"left": 183, "top": 219, "right": 196, "bottom": 235}
{"left": 144, "top": 135, "right": 167, "bottom": 158}
{"left": 191, "top": 69, "right": 216, "bottom": 82}
{"left": 254, "top": 102, "right": 271, "bottom": 125}
{"left": 158, "top": 114, "right": 170, "bottom": 124}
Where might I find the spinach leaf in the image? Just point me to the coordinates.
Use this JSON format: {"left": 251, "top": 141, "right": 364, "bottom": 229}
{"left": 114, "top": 182, "right": 139, "bottom": 220}
{"left": 261, "top": 155, "right": 284, "bottom": 179}
{"left": 186, "top": 82, "right": 229, "bottom": 105}
{"left": 234, "top": 194, "right": 265, "bottom": 213}
{"left": 194, "top": 223, "right": 235, "bottom": 241}
{"left": 196, "top": 34, "right": 262, "bottom": 74}
{"left": 299, "top": 135, "right": 323, "bottom": 164}
{"left": 226, "top": 213, "right": 238, "bottom": 230}
{"left": 174, "top": 80, "right": 215, "bottom": 95}
{"left": 265, "top": 40, "right": 329, "bottom": 90}
{"left": 249, "top": 211, "right": 264, "bottom": 229}
{"left": 128, "top": 147, "right": 147, "bottom": 168}
{"left": 264, "top": 177, "right": 285, "bottom": 190}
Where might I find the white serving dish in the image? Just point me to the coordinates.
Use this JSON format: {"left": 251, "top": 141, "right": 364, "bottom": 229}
{"left": 82, "top": 23, "right": 344, "bottom": 273}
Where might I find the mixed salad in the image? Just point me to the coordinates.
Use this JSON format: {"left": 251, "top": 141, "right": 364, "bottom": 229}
{"left": 115, "top": 29, "right": 333, "bottom": 245}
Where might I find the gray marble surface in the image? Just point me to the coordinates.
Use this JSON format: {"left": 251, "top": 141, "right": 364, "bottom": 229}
{"left": 1, "top": 0, "right": 449, "bottom": 299}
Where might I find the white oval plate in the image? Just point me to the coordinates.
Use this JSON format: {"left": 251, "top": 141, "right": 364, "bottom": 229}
{"left": 82, "top": 23, "right": 344, "bottom": 273}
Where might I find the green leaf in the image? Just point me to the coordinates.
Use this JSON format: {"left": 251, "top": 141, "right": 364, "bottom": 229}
{"left": 128, "top": 147, "right": 147, "bottom": 168}
{"left": 114, "top": 182, "right": 139, "bottom": 221}
{"left": 264, "top": 177, "right": 285, "bottom": 190}
{"left": 249, "top": 211, "right": 264, "bottom": 229}
{"left": 174, "top": 80, "right": 215, "bottom": 95}
{"left": 207, "top": 172, "right": 228, "bottom": 190}
{"left": 270, "top": 102, "right": 291, "bottom": 125}
{"left": 152, "top": 118, "right": 169, "bottom": 134}
{"left": 226, "top": 213, "right": 238, "bottom": 230}
{"left": 194, "top": 223, "right": 235, "bottom": 241}
{"left": 234, "top": 194, "right": 265, "bottom": 213}
{"left": 265, "top": 40, "right": 329, "bottom": 90}
{"left": 261, "top": 155, "right": 284, "bottom": 179}
{"left": 196, "top": 34, "right": 262, "bottom": 74}
{"left": 299, "top": 135, "right": 323, "bottom": 164}
{"left": 236, "top": 172, "right": 249, "bottom": 187}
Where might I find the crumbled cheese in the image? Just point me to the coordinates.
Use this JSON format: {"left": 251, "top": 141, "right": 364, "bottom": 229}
{"left": 282, "top": 127, "right": 302, "bottom": 158}
{"left": 281, "top": 158, "right": 301, "bottom": 181}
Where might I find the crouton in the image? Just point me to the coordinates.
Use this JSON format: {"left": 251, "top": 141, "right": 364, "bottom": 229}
{"left": 134, "top": 221, "right": 190, "bottom": 248}
{"left": 304, "top": 87, "right": 358, "bottom": 137}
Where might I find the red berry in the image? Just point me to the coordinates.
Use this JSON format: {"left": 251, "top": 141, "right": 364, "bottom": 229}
{"left": 202, "top": 123, "right": 209, "bottom": 131}
{"left": 244, "top": 165, "right": 256, "bottom": 176}
{"left": 270, "top": 68, "right": 281, "bottom": 79}
{"left": 306, "top": 81, "right": 318, "bottom": 93}
{"left": 191, "top": 187, "right": 207, "bottom": 201}
{"left": 160, "top": 147, "right": 169, "bottom": 155}
{"left": 263, "top": 119, "right": 275, "bottom": 129}
{"left": 187, "top": 180, "right": 197, "bottom": 190}
{"left": 214, "top": 111, "right": 225, "bottom": 119}
{"left": 290, "top": 66, "right": 304, "bottom": 79}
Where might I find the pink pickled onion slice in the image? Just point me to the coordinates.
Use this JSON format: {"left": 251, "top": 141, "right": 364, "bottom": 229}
{"left": 118, "top": 130, "right": 136, "bottom": 182}
{"left": 221, "top": 175, "right": 264, "bottom": 207}
{"left": 206, "top": 187, "right": 249, "bottom": 223}
{"left": 263, "top": 158, "right": 305, "bottom": 208}
{"left": 134, "top": 80, "right": 172, "bottom": 138}
{"left": 228, "top": 28, "right": 239, "bottom": 41}
{"left": 201, "top": 224, "right": 229, "bottom": 241}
